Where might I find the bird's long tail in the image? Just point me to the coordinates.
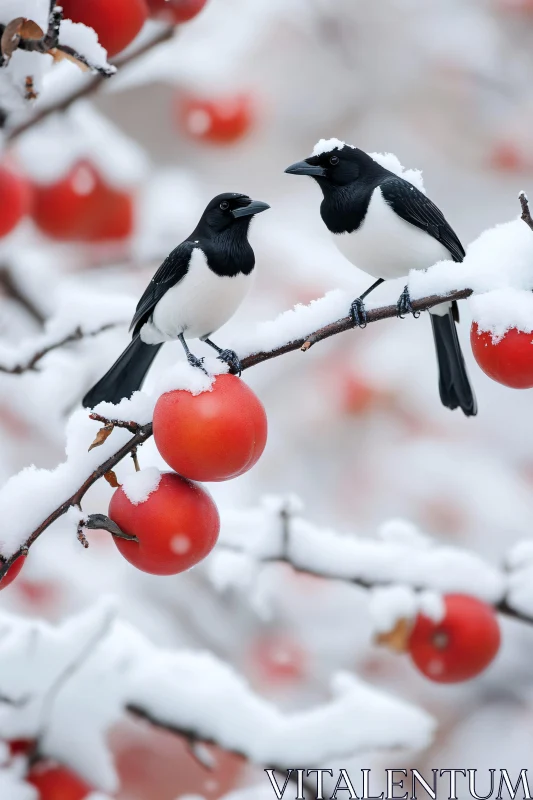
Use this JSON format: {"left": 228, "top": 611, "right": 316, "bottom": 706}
{"left": 82, "top": 336, "right": 162, "bottom": 409}
{"left": 430, "top": 307, "right": 477, "bottom": 417}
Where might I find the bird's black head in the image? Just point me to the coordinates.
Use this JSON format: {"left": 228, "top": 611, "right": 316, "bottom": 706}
{"left": 285, "top": 139, "right": 383, "bottom": 189}
{"left": 198, "top": 193, "right": 270, "bottom": 235}
{"left": 285, "top": 140, "right": 389, "bottom": 234}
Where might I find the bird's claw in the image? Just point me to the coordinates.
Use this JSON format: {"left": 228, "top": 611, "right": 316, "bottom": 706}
{"left": 350, "top": 298, "right": 368, "bottom": 328}
{"left": 217, "top": 349, "right": 242, "bottom": 376}
{"left": 397, "top": 286, "right": 420, "bottom": 319}
{"left": 187, "top": 353, "right": 207, "bottom": 373}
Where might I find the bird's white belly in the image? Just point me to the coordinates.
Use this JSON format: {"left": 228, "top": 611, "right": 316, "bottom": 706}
{"left": 142, "top": 248, "right": 252, "bottom": 343}
{"left": 332, "top": 186, "right": 451, "bottom": 281}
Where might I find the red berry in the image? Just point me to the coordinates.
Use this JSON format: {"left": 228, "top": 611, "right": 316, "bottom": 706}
{"left": 471, "top": 322, "right": 533, "bottom": 388}
{"left": 60, "top": 0, "right": 148, "bottom": 57}
{"left": 27, "top": 764, "right": 91, "bottom": 800}
{"left": 31, "top": 163, "right": 134, "bottom": 242}
{"left": 0, "top": 555, "right": 25, "bottom": 591}
{"left": 9, "top": 739, "right": 33, "bottom": 756}
{"left": 147, "top": 0, "right": 208, "bottom": 23}
{"left": 109, "top": 472, "right": 219, "bottom": 575}
{"left": 89, "top": 187, "right": 135, "bottom": 242}
{"left": 153, "top": 375, "right": 268, "bottom": 482}
{"left": 177, "top": 93, "right": 254, "bottom": 146}
{"left": 249, "top": 634, "right": 306, "bottom": 686}
{"left": 408, "top": 594, "right": 501, "bottom": 683}
{"left": 0, "top": 164, "right": 30, "bottom": 237}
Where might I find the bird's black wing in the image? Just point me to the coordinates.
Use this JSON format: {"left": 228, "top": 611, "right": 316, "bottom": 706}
{"left": 129, "top": 241, "right": 195, "bottom": 335}
{"left": 380, "top": 177, "right": 465, "bottom": 263}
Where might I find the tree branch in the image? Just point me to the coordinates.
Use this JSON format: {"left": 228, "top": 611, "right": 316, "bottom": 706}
{"left": 2, "top": 187, "right": 532, "bottom": 581}
{"left": 7, "top": 26, "right": 175, "bottom": 141}
{"left": 0, "top": 284, "right": 478, "bottom": 581}
{"left": 519, "top": 191, "right": 533, "bottom": 232}
{"left": 0, "top": 323, "right": 119, "bottom": 375}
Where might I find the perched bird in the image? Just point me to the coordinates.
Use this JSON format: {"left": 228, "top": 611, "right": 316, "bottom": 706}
{"left": 285, "top": 139, "right": 477, "bottom": 416}
{"left": 82, "top": 193, "right": 270, "bottom": 409}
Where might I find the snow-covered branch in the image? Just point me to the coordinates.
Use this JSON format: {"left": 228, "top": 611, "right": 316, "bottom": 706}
{"left": 0, "top": 600, "right": 434, "bottom": 793}
{"left": 206, "top": 497, "right": 533, "bottom": 629}
{"left": 0, "top": 323, "right": 118, "bottom": 375}
{"left": 6, "top": 25, "right": 175, "bottom": 141}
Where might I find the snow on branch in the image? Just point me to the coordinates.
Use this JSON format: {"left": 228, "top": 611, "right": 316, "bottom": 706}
{"left": 6, "top": 25, "right": 175, "bottom": 140}
{"left": 0, "top": 600, "right": 435, "bottom": 793}
{"left": 205, "top": 496, "right": 533, "bottom": 628}
{"left": 1, "top": 195, "right": 533, "bottom": 578}
{"left": 0, "top": 323, "right": 118, "bottom": 375}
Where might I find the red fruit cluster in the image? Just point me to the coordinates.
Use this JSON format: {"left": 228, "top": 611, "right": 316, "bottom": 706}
{"left": 408, "top": 594, "right": 501, "bottom": 683}
{"left": 471, "top": 323, "right": 533, "bottom": 389}
{"left": 0, "top": 164, "right": 31, "bottom": 238}
{"left": 177, "top": 93, "right": 255, "bottom": 146}
{"left": 31, "top": 162, "right": 134, "bottom": 243}
{"left": 108, "top": 375, "right": 267, "bottom": 576}
{"left": 60, "top": 0, "right": 148, "bottom": 57}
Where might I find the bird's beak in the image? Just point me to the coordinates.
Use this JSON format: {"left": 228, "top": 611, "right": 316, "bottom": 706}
{"left": 285, "top": 160, "right": 326, "bottom": 177}
{"left": 232, "top": 200, "right": 271, "bottom": 218}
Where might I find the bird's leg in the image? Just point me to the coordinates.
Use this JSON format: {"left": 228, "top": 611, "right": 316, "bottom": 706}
{"left": 350, "top": 278, "right": 384, "bottom": 328}
{"left": 396, "top": 285, "right": 421, "bottom": 319}
{"left": 204, "top": 338, "right": 242, "bottom": 376}
{"left": 178, "top": 334, "right": 207, "bottom": 373}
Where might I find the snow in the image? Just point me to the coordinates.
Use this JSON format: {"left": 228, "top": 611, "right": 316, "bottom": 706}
{"left": 0, "top": 0, "right": 49, "bottom": 29}
{"left": 92, "top": 392, "right": 156, "bottom": 426}
{"left": 312, "top": 138, "right": 349, "bottom": 156}
{"left": 407, "top": 216, "right": 533, "bottom": 334}
{"left": 0, "top": 408, "right": 134, "bottom": 557}
{"left": 16, "top": 103, "right": 149, "bottom": 188}
{"left": 59, "top": 20, "right": 111, "bottom": 70}
{"left": 370, "top": 151, "right": 425, "bottom": 192}
{"left": 470, "top": 288, "right": 533, "bottom": 339}
{"left": 122, "top": 467, "right": 161, "bottom": 505}
{"left": 231, "top": 289, "right": 351, "bottom": 359}
{"left": 0, "top": 600, "right": 435, "bottom": 792}
{"left": 211, "top": 497, "right": 505, "bottom": 604}
{"left": 369, "top": 586, "right": 444, "bottom": 634}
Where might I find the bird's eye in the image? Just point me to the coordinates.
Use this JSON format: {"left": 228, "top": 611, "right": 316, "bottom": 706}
{"left": 329, "top": 155, "right": 340, "bottom": 166}
{"left": 219, "top": 201, "right": 230, "bottom": 211}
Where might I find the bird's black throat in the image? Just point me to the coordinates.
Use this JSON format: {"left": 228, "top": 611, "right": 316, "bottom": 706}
{"left": 317, "top": 174, "right": 385, "bottom": 235}
{"left": 197, "top": 219, "right": 255, "bottom": 278}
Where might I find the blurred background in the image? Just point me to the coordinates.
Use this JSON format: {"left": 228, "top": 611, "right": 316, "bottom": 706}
{"left": 2, "top": 0, "right": 533, "bottom": 797}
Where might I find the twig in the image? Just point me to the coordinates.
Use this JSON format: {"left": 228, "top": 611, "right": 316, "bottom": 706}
{"left": 0, "top": 324, "right": 119, "bottom": 375}
{"left": 0, "top": 266, "right": 46, "bottom": 325}
{"left": 127, "top": 705, "right": 316, "bottom": 794}
{"left": 7, "top": 26, "right": 175, "bottom": 141}
{"left": 89, "top": 413, "right": 141, "bottom": 435}
{"left": 519, "top": 191, "right": 533, "bottom": 232}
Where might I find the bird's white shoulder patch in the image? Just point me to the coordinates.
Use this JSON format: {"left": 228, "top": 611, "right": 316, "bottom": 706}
{"left": 369, "top": 151, "right": 425, "bottom": 193}
{"left": 312, "top": 138, "right": 355, "bottom": 156}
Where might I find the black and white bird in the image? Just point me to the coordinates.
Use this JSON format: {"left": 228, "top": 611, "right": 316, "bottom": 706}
{"left": 82, "top": 193, "right": 270, "bottom": 409}
{"left": 285, "top": 139, "right": 477, "bottom": 416}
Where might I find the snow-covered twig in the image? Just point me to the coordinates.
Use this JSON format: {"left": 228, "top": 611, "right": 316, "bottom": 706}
{"left": 0, "top": 602, "right": 435, "bottom": 792}
{"left": 207, "top": 499, "right": 533, "bottom": 629}
{"left": 0, "top": 323, "right": 118, "bottom": 375}
{"left": 7, "top": 25, "right": 175, "bottom": 141}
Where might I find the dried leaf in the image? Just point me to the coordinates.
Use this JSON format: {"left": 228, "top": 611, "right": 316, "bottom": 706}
{"left": 374, "top": 618, "right": 413, "bottom": 654}
{"left": 24, "top": 76, "right": 37, "bottom": 101}
{"left": 1, "top": 18, "right": 24, "bottom": 60}
{"left": 103, "top": 470, "right": 120, "bottom": 489}
{"left": 88, "top": 423, "right": 114, "bottom": 452}
{"left": 19, "top": 19, "right": 44, "bottom": 40}
{"left": 49, "top": 47, "right": 91, "bottom": 72}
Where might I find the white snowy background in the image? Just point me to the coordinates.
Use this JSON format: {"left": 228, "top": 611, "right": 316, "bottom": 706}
{"left": 1, "top": 0, "right": 533, "bottom": 798}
